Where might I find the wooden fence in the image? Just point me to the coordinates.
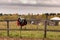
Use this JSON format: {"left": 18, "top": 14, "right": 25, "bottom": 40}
{"left": 0, "top": 20, "right": 60, "bottom": 38}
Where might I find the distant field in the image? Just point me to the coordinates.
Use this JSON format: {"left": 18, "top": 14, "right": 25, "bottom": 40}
{"left": 0, "top": 21, "right": 60, "bottom": 30}
{"left": 0, "top": 21, "right": 60, "bottom": 39}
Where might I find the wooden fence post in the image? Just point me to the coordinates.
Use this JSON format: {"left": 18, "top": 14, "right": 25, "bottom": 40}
{"left": 44, "top": 13, "right": 49, "bottom": 38}
{"left": 7, "top": 20, "right": 9, "bottom": 36}
{"left": 20, "top": 26, "right": 22, "bottom": 38}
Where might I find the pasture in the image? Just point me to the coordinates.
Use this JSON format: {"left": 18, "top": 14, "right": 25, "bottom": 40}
{"left": 0, "top": 21, "right": 60, "bottom": 40}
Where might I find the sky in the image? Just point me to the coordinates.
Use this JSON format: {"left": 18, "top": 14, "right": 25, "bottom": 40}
{"left": 0, "top": 0, "right": 60, "bottom": 15}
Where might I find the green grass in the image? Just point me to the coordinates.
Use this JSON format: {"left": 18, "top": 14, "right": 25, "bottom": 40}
{"left": 0, "top": 31, "right": 44, "bottom": 38}
{"left": 0, "top": 21, "right": 60, "bottom": 39}
{"left": 1, "top": 31, "right": 60, "bottom": 39}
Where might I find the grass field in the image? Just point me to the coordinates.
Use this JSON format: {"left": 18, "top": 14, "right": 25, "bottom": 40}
{"left": 0, "top": 21, "right": 60, "bottom": 40}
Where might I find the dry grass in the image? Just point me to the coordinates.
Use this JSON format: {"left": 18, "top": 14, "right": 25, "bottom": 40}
{"left": 0, "top": 21, "right": 60, "bottom": 30}
{"left": 0, "top": 21, "right": 60, "bottom": 39}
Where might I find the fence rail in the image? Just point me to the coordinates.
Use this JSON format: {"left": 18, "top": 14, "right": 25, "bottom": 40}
{"left": 0, "top": 29, "right": 60, "bottom": 32}
{"left": 0, "top": 20, "right": 60, "bottom": 38}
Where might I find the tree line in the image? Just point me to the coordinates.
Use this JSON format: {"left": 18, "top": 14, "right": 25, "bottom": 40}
{"left": 0, "top": 13, "right": 60, "bottom": 20}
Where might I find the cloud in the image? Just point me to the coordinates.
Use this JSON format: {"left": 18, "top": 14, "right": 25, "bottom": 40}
{"left": 0, "top": 0, "right": 60, "bottom": 4}
{"left": 0, "top": 0, "right": 60, "bottom": 7}
{"left": 19, "top": 0, "right": 37, "bottom": 4}
{"left": 38, "top": 0, "right": 60, "bottom": 5}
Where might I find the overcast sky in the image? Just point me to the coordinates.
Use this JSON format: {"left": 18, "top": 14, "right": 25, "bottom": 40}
{"left": 0, "top": 0, "right": 60, "bottom": 14}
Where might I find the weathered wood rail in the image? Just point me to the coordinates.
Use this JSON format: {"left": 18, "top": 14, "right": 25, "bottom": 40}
{"left": 0, "top": 20, "right": 60, "bottom": 38}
